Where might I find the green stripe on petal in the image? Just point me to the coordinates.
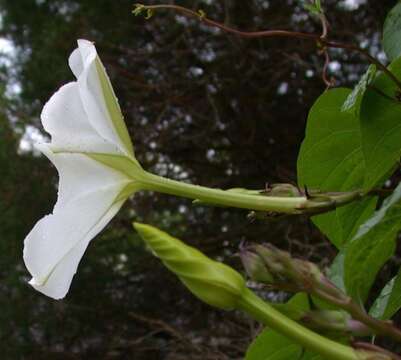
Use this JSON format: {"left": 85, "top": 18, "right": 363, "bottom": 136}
{"left": 95, "top": 57, "right": 135, "bottom": 157}
{"left": 114, "top": 182, "right": 142, "bottom": 203}
{"left": 87, "top": 152, "right": 146, "bottom": 181}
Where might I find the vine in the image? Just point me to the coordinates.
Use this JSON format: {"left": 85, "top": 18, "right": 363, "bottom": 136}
{"left": 130, "top": 1, "right": 401, "bottom": 359}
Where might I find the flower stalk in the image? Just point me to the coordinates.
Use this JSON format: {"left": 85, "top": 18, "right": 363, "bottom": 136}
{"left": 240, "top": 243, "right": 401, "bottom": 344}
{"left": 138, "top": 171, "right": 363, "bottom": 215}
{"left": 134, "top": 223, "right": 390, "bottom": 360}
{"left": 301, "top": 310, "right": 373, "bottom": 337}
{"left": 85, "top": 152, "right": 365, "bottom": 215}
{"left": 237, "top": 288, "right": 379, "bottom": 360}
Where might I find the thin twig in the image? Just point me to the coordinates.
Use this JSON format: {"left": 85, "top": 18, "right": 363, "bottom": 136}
{"left": 352, "top": 341, "right": 401, "bottom": 360}
{"left": 317, "top": 11, "right": 334, "bottom": 88}
{"left": 321, "top": 49, "right": 334, "bottom": 88}
{"left": 323, "top": 40, "right": 401, "bottom": 90}
{"left": 134, "top": 4, "right": 401, "bottom": 91}
{"left": 344, "top": 302, "right": 401, "bottom": 344}
{"left": 318, "top": 13, "right": 329, "bottom": 40}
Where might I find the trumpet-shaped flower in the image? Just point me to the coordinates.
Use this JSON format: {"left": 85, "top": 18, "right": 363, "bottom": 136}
{"left": 23, "top": 39, "right": 142, "bottom": 299}
{"left": 23, "top": 41, "right": 351, "bottom": 301}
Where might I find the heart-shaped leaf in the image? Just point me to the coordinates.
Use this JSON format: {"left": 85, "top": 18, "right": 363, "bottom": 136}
{"left": 298, "top": 88, "right": 376, "bottom": 247}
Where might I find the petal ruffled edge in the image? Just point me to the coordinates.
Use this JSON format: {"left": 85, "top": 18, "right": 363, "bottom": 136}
{"left": 27, "top": 199, "right": 125, "bottom": 299}
{"left": 68, "top": 39, "right": 134, "bottom": 158}
{"left": 23, "top": 146, "right": 133, "bottom": 299}
{"left": 41, "top": 81, "right": 121, "bottom": 155}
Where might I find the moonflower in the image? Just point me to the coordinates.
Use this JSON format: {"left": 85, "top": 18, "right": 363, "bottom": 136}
{"left": 23, "top": 40, "right": 335, "bottom": 300}
{"left": 23, "top": 39, "right": 143, "bottom": 299}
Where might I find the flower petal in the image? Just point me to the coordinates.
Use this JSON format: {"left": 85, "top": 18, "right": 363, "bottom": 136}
{"left": 41, "top": 82, "right": 120, "bottom": 154}
{"left": 69, "top": 39, "right": 134, "bottom": 157}
{"left": 37, "top": 144, "right": 130, "bottom": 209}
{"left": 27, "top": 199, "right": 124, "bottom": 299}
{"left": 23, "top": 146, "right": 132, "bottom": 299}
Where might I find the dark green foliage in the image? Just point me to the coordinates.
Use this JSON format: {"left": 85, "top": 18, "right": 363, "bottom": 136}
{"left": 297, "top": 88, "right": 376, "bottom": 247}
{"left": 383, "top": 1, "right": 401, "bottom": 61}
{"left": 370, "top": 267, "right": 401, "bottom": 320}
{"left": 344, "top": 184, "right": 401, "bottom": 304}
{"left": 360, "top": 57, "right": 401, "bottom": 189}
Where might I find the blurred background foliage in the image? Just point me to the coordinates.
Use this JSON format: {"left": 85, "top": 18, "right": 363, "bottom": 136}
{"left": 0, "top": 0, "right": 399, "bottom": 358}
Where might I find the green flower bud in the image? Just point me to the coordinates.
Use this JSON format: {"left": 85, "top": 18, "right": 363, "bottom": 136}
{"left": 302, "top": 310, "right": 372, "bottom": 336}
{"left": 252, "top": 243, "right": 351, "bottom": 307}
{"left": 254, "top": 244, "right": 290, "bottom": 277}
{"left": 240, "top": 249, "right": 274, "bottom": 283}
{"left": 133, "top": 223, "right": 246, "bottom": 310}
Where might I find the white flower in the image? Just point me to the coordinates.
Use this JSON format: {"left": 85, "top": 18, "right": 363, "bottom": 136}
{"left": 23, "top": 39, "right": 142, "bottom": 299}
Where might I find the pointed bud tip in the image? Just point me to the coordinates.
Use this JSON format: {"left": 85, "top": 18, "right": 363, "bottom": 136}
{"left": 240, "top": 248, "right": 274, "bottom": 284}
{"left": 134, "top": 223, "right": 246, "bottom": 310}
{"left": 133, "top": 221, "right": 146, "bottom": 231}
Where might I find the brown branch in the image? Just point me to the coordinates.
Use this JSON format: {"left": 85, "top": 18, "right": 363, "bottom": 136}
{"left": 321, "top": 49, "right": 335, "bottom": 89}
{"left": 352, "top": 341, "right": 401, "bottom": 360}
{"left": 134, "top": 4, "right": 401, "bottom": 91}
{"left": 134, "top": 4, "right": 323, "bottom": 40}
{"left": 344, "top": 302, "right": 401, "bottom": 344}
{"left": 319, "top": 39, "right": 401, "bottom": 91}
{"left": 318, "top": 13, "right": 329, "bottom": 40}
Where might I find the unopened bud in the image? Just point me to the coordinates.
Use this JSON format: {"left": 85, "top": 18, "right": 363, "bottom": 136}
{"left": 303, "top": 310, "right": 347, "bottom": 329}
{"left": 134, "top": 223, "right": 246, "bottom": 310}
{"left": 240, "top": 249, "right": 274, "bottom": 283}
{"left": 242, "top": 243, "right": 350, "bottom": 308}
{"left": 254, "top": 244, "right": 298, "bottom": 282}
{"left": 302, "top": 310, "right": 373, "bottom": 337}
{"left": 347, "top": 319, "right": 374, "bottom": 337}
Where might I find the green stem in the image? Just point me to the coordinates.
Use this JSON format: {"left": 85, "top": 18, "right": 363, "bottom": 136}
{"left": 85, "top": 149, "right": 363, "bottom": 214}
{"left": 140, "top": 172, "right": 363, "bottom": 214}
{"left": 310, "top": 278, "right": 401, "bottom": 343}
{"left": 238, "top": 288, "right": 361, "bottom": 360}
{"left": 142, "top": 172, "right": 309, "bottom": 213}
{"left": 344, "top": 301, "right": 401, "bottom": 343}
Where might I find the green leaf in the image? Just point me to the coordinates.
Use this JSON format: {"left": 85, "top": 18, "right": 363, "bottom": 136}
{"left": 369, "top": 267, "right": 401, "bottom": 320}
{"left": 360, "top": 57, "right": 401, "bottom": 189}
{"left": 369, "top": 276, "right": 395, "bottom": 319}
{"left": 328, "top": 252, "right": 345, "bottom": 292}
{"left": 341, "top": 65, "right": 377, "bottom": 116}
{"left": 273, "top": 293, "right": 310, "bottom": 321}
{"left": 298, "top": 88, "right": 376, "bottom": 247}
{"left": 383, "top": 2, "right": 401, "bottom": 61}
{"left": 344, "top": 183, "right": 401, "bottom": 304}
{"left": 304, "top": 4, "right": 319, "bottom": 14}
{"left": 301, "top": 0, "right": 322, "bottom": 15}
{"left": 301, "top": 353, "right": 323, "bottom": 360}
{"left": 245, "top": 329, "right": 303, "bottom": 360}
